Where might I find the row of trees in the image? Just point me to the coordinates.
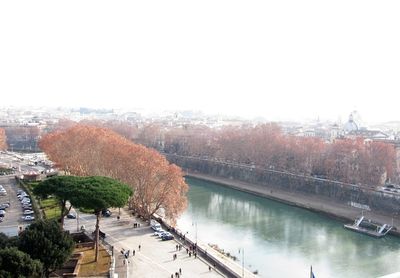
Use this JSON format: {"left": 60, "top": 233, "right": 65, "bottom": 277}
{"left": 39, "top": 125, "right": 188, "bottom": 224}
{"left": 0, "top": 128, "right": 7, "bottom": 150}
{"left": 136, "top": 124, "right": 397, "bottom": 186}
{"left": 47, "top": 119, "right": 398, "bottom": 185}
{"left": 0, "top": 220, "right": 74, "bottom": 277}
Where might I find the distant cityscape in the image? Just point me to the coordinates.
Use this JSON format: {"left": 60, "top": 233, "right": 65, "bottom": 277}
{"left": 1, "top": 106, "right": 400, "bottom": 153}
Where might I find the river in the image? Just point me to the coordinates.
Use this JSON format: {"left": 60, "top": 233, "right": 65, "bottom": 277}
{"left": 177, "top": 177, "right": 400, "bottom": 278}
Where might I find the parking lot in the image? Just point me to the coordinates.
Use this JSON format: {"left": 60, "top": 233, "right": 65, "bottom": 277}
{"left": 0, "top": 176, "right": 31, "bottom": 236}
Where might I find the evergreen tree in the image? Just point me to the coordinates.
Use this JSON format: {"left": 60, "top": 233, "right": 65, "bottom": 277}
{"left": 18, "top": 220, "right": 74, "bottom": 277}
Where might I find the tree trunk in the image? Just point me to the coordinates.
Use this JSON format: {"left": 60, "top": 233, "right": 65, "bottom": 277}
{"left": 60, "top": 200, "right": 65, "bottom": 229}
{"left": 94, "top": 211, "right": 100, "bottom": 262}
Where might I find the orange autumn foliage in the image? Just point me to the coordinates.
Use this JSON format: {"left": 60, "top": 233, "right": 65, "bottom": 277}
{"left": 39, "top": 125, "right": 188, "bottom": 224}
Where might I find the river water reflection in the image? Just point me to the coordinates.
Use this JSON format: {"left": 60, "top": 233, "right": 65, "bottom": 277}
{"left": 177, "top": 177, "right": 400, "bottom": 278}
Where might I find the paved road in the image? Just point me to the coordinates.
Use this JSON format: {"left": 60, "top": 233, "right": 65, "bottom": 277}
{"left": 64, "top": 208, "right": 223, "bottom": 278}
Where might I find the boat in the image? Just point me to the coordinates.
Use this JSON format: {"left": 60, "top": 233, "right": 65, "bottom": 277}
{"left": 344, "top": 216, "right": 393, "bottom": 238}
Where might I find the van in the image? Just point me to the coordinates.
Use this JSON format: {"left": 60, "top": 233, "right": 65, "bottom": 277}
{"left": 150, "top": 220, "right": 161, "bottom": 231}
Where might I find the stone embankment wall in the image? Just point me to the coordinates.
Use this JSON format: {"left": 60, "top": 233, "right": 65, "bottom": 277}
{"left": 166, "top": 154, "right": 400, "bottom": 215}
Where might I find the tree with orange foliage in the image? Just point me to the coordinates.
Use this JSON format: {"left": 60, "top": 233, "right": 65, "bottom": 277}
{"left": 0, "top": 128, "right": 7, "bottom": 150}
{"left": 40, "top": 125, "right": 188, "bottom": 224}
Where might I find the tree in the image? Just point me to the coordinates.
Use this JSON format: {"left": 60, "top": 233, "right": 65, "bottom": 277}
{"left": 39, "top": 125, "right": 188, "bottom": 225}
{"left": 69, "top": 176, "right": 132, "bottom": 262}
{"left": 0, "top": 247, "right": 43, "bottom": 278}
{"left": 18, "top": 220, "right": 74, "bottom": 278}
{"left": 0, "top": 232, "right": 18, "bottom": 249}
{"left": 0, "top": 128, "right": 7, "bottom": 150}
{"left": 34, "top": 175, "right": 81, "bottom": 228}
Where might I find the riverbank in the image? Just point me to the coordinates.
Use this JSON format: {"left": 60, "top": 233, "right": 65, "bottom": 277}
{"left": 186, "top": 172, "right": 400, "bottom": 237}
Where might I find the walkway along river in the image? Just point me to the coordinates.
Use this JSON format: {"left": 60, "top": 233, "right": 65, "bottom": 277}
{"left": 177, "top": 177, "right": 400, "bottom": 278}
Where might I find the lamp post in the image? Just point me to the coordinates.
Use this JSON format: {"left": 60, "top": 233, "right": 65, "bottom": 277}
{"left": 192, "top": 221, "right": 197, "bottom": 244}
{"left": 76, "top": 210, "right": 80, "bottom": 232}
{"left": 238, "top": 248, "right": 244, "bottom": 277}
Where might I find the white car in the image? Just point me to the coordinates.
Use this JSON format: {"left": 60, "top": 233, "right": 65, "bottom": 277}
{"left": 158, "top": 231, "right": 171, "bottom": 238}
{"left": 23, "top": 210, "right": 34, "bottom": 215}
{"left": 21, "top": 198, "right": 31, "bottom": 204}
{"left": 153, "top": 229, "right": 165, "bottom": 237}
{"left": 22, "top": 215, "right": 35, "bottom": 221}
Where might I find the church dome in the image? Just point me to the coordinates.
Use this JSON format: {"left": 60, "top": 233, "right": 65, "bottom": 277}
{"left": 343, "top": 113, "right": 358, "bottom": 132}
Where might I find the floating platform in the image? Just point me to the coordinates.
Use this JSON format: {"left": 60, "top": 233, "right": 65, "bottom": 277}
{"left": 344, "top": 216, "right": 393, "bottom": 238}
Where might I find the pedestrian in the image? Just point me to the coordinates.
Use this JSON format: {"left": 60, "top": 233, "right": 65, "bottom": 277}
{"left": 176, "top": 244, "right": 178, "bottom": 251}
{"left": 133, "top": 249, "right": 135, "bottom": 256}
{"left": 138, "top": 244, "right": 141, "bottom": 251}
{"left": 179, "top": 245, "right": 182, "bottom": 251}
{"left": 189, "top": 251, "right": 191, "bottom": 257}
{"left": 123, "top": 258, "right": 126, "bottom": 265}
{"left": 209, "top": 265, "right": 212, "bottom": 271}
{"left": 179, "top": 268, "right": 182, "bottom": 275}
{"left": 186, "top": 248, "right": 188, "bottom": 254}
{"left": 194, "top": 252, "right": 197, "bottom": 259}
{"left": 171, "top": 274, "right": 173, "bottom": 278}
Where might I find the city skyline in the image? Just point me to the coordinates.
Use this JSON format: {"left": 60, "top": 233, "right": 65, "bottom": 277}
{"left": 1, "top": 1, "right": 399, "bottom": 124}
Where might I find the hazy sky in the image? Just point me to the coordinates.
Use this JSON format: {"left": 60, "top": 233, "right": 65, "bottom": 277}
{"left": 1, "top": 1, "right": 399, "bottom": 123}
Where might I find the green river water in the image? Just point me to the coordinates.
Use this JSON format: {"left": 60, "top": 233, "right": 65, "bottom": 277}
{"left": 176, "top": 177, "right": 400, "bottom": 278}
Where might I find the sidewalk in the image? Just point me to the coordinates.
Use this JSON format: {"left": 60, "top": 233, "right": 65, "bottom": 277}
{"left": 79, "top": 207, "right": 224, "bottom": 278}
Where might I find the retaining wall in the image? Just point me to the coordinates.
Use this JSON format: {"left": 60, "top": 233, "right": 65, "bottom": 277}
{"left": 166, "top": 154, "right": 400, "bottom": 216}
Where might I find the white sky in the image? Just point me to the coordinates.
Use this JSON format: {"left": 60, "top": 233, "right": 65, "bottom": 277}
{"left": 1, "top": 1, "right": 399, "bottom": 123}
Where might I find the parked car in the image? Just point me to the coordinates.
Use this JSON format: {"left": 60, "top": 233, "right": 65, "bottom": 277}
{"left": 21, "top": 198, "right": 31, "bottom": 204}
{"left": 18, "top": 194, "right": 28, "bottom": 200}
{"left": 22, "top": 215, "right": 35, "bottom": 221}
{"left": 102, "top": 209, "right": 111, "bottom": 217}
{"left": 158, "top": 231, "right": 171, "bottom": 238}
{"left": 23, "top": 210, "right": 34, "bottom": 215}
{"left": 153, "top": 229, "right": 165, "bottom": 237}
{"left": 66, "top": 213, "right": 76, "bottom": 219}
{"left": 161, "top": 234, "right": 174, "bottom": 241}
{"left": 0, "top": 204, "right": 9, "bottom": 210}
{"left": 0, "top": 210, "right": 6, "bottom": 216}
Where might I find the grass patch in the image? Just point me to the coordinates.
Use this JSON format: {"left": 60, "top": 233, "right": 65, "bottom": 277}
{"left": 75, "top": 245, "right": 111, "bottom": 276}
{"left": 26, "top": 182, "right": 61, "bottom": 220}
{"left": 40, "top": 198, "right": 61, "bottom": 220}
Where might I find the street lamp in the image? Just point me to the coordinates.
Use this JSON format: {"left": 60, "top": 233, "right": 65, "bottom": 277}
{"left": 76, "top": 210, "right": 80, "bottom": 232}
{"left": 238, "top": 248, "right": 244, "bottom": 277}
{"left": 192, "top": 221, "right": 197, "bottom": 244}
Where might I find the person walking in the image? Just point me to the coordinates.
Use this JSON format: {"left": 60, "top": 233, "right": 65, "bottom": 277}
{"left": 138, "top": 244, "right": 141, "bottom": 251}
{"left": 179, "top": 268, "right": 182, "bottom": 275}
